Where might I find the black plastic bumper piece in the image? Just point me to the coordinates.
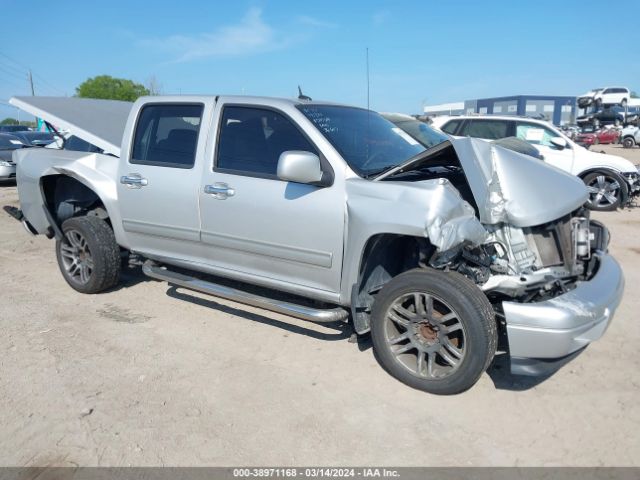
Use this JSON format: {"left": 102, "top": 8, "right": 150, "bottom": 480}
{"left": 3, "top": 205, "right": 23, "bottom": 221}
{"left": 510, "top": 347, "right": 587, "bottom": 377}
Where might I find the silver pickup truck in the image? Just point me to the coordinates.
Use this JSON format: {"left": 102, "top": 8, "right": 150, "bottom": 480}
{"left": 8, "top": 95, "right": 625, "bottom": 395}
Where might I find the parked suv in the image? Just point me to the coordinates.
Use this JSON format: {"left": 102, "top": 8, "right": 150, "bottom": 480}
{"left": 436, "top": 115, "right": 639, "bottom": 211}
{"left": 578, "top": 87, "right": 630, "bottom": 109}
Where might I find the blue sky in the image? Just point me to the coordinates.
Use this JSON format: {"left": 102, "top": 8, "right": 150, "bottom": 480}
{"left": 1, "top": 0, "right": 638, "bottom": 120}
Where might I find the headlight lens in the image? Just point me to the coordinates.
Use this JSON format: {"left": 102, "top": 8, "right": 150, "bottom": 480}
{"left": 0, "top": 160, "right": 13, "bottom": 167}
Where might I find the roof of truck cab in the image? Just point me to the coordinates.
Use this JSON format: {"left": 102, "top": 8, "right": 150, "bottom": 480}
{"left": 9, "top": 95, "right": 352, "bottom": 157}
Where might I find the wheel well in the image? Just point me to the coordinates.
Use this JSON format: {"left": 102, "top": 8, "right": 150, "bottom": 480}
{"left": 578, "top": 168, "right": 621, "bottom": 179}
{"left": 351, "top": 234, "right": 435, "bottom": 334}
{"left": 41, "top": 175, "right": 110, "bottom": 231}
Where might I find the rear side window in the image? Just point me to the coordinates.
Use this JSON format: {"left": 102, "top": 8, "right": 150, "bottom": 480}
{"left": 441, "top": 120, "right": 461, "bottom": 135}
{"left": 459, "top": 120, "right": 509, "bottom": 140}
{"left": 131, "top": 104, "right": 203, "bottom": 168}
{"left": 216, "top": 106, "right": 317, "bottom": 177}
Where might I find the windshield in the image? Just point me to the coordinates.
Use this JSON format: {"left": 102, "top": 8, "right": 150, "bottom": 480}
{"left": 0, "top": 135, "right": 25, "bottom": 150}
{"left": 386, "top": 118, "right": 448, "bottom": 149}
{"left": 298, "top": 105, "right": 426, "bottom": 177}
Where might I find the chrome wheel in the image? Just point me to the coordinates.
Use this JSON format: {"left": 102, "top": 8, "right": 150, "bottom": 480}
{"left": 384, "top": 292, "right": 466, "bottom": 379}
{"left": 59, "top": 229, "right": 94, "bottom": 285}
{"left": 586, "top": 175, "right": 621, "bottom": 208}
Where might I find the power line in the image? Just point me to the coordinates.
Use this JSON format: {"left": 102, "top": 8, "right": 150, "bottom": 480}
{"left": 0, "top": 51, "right": 30, "bottom": 73}
{"left": 0, "top": 64, "right": 28, "bottom": 81}
{"left": 0, "top": 51, "right": 67, "bottom": 96}
{"left": 31, "top": 71, "right": 66, "bottom": 95}
{"left": 0, "top": 71, "right": 28, "bottom": 90}
{"left": 0, "top": 60, "right": 27, "bottom": 77}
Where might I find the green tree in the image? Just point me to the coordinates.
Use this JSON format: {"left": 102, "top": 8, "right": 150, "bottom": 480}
{"left": 1, "top": 117, "right": 19, "bottom": 125}
{"left": 75, "top": 75, "right": 150, "bottom": 101}
{"left": 631, "top": 91, "right": 638, "bottom": 99}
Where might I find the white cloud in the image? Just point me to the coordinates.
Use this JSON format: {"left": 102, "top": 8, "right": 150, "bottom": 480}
{"left": 295, "top": 15, "right": 338, "bottom": 29}
{"left": 372, "top": 10, "right": 390, "bottom": 26}
{"left": 140, "top": 8, "right": 291, "bottom": 62}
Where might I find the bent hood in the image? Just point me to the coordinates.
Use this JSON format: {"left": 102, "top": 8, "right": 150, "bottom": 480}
{"left": 376, "top": 137, "right": 588, "bottom": 227}
{"left": 9, "top": 96, "right": 133, "bottom": 156}
{"left": 447, "top": 138, "right": 587, "bottom": 227}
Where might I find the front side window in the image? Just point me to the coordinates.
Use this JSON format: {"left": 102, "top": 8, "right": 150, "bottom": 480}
{"left": 459, "top": 120, "right": 509, "bottom": 140}
{"left": 131, "top": 104, "right": 203, "bottom": 168}
{"left": 516, "top": 122, "right": 564, "bottom": 149}
{"left": 216, "top": 106, "right": 317, "bottom": 176}
{"left": 298, "top": 105, "right": 425, "bottom": 177}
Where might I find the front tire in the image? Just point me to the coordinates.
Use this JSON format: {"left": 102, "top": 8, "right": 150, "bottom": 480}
{"left": 370, "top": 269, "right": 497, "bottom": 395}
{"left": 583, "top": 171, "right": 627, "bottom": 211}
{"left": 56, "top": 216, "right": 121, "bottom": 293}
{"left": 622, "top": 137, "right": 636, "bottom": 149}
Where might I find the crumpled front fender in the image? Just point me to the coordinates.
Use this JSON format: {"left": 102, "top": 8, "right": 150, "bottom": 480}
{"left": 340, "top": 176, "right": 487, "bottom": 303}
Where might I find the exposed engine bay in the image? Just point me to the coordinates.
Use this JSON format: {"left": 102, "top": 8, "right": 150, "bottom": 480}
{"left": 377, "top": 139, "right": 606, "bottom": 305}
{"left": 429, "top": 210, "right": 607, "bottom": 303}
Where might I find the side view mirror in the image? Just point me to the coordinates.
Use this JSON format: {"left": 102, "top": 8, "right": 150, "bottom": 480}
{"left": 550, "top": 137, "right": 568, "bottom": 149}
{"left": 277, "top": 150, "right": 328, "bottom": 185}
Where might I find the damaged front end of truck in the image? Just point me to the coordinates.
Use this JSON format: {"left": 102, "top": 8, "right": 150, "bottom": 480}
{"left": 371, "top": 137, "right": 625, "bottom": 376}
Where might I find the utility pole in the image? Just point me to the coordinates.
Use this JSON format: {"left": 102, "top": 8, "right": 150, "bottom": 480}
{"left": 28, "top": 69, "right": 35, "bottom": 96}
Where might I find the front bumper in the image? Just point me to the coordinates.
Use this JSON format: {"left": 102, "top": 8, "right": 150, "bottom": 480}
{"left": 0, "top": 164, "right": 16, "bottom": 179}
{"left": 503, "top": 253, "right": 624, "bottom": 374}
{"left": 624, "top": 170, "right": 640, "bottom": 197}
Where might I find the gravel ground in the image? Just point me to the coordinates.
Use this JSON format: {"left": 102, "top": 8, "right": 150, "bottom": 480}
{"left": 0, "top": 145, "right": 639, "bottom": 467}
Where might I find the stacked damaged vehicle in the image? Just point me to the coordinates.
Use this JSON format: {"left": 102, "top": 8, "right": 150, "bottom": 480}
{"left": 7, "top": 95, "right": 624, "bottom": 394}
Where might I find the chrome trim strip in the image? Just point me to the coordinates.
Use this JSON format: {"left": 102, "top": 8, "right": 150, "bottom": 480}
{"left": 201, "top": 231, "right": 332, "bottom": 268}
{"left": 142, "top": 261, "right": 348, "bottom": 323}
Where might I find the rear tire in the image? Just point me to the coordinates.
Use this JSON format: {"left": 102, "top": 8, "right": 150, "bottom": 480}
{"left": 622, "top": 137, "right": 636, "bottom": 149}
{"left": 55, "top": 216, "right": 121, "bottom": 293}
{"left": 370, "top": 269, "right": 497, "bottom": 395}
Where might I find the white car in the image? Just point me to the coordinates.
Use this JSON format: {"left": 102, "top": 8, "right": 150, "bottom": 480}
{"left": 620, "top": 126, "right": 640, "bottom": 149}
{"left": 578, "top": 87, "right": 631, "bottom": 109}
{"left": 434, "top": 115, "right": 639, "bottom": 211}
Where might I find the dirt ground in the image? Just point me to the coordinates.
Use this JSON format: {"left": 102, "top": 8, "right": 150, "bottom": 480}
{"left": 0, "top": 144, "right": 639, "bottom": 467}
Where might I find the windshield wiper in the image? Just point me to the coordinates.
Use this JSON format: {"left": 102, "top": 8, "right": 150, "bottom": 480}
{"left": 363, "top": 165, "right": 397, "bottom": 179}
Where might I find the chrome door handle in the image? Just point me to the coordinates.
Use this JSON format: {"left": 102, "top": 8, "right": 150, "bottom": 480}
{"left": 204, "top": 183, "right": 235, "bottom": 200}
{"left": 120, "top": 174, "right": 148, "bottom": 188}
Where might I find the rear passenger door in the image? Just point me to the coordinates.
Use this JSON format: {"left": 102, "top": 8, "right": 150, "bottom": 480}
{"left": 117, "top": 102, "right": 211, "bottom": 259}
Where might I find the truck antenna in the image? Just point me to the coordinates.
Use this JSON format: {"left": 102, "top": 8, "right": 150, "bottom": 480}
{"left": 297, "top": 86, "right": 312, "bottom": 101}
{"left": 366, "top": 47, "right": 370, "bottom": 110}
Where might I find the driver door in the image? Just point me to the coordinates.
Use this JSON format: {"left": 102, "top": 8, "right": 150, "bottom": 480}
{"left": 198, "top": 103, "right": 345, "bottom": 295}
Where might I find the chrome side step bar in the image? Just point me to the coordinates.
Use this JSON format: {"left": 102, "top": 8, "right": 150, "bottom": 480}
{"left": 142, "top": 261, "right": 349, "bottom": 323}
